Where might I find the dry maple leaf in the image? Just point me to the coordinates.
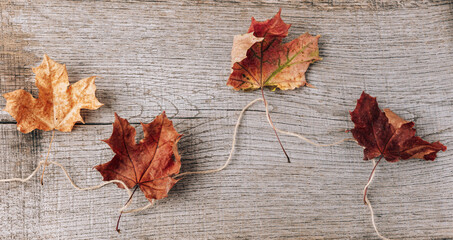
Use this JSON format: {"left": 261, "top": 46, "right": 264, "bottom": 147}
{"left": 351, "top": 92, "right": 447, "bottom": 236}
{"left": 3, "top": 54, "right": 103, "bottom": 133}
{"left": 227, "top": 9, "right": 321, "bottom": 91}
{"left": 350, "top": 91, "right": 446, "bottom": 162}
{"left": 226, "top": 10, "right": 322, "bottom": 162}
{"left": 95, "top": 112, "right": 182, "bottom": 201}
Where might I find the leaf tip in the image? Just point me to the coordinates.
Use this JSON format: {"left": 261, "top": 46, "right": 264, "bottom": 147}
{"left": 113, "top": 112, "right": 124, "bottom": 126}
{"left": 306, "top": 83, "right": 315, "bottom": 88}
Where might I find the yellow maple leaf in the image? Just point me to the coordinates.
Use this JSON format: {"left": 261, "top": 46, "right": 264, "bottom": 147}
{"left": 3, "top": 54, "right": 103, "bottom": 133}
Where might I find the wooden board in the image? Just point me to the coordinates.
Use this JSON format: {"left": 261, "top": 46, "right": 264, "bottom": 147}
{"left": 0, "top": 0, "right": 452, "bottom": 239}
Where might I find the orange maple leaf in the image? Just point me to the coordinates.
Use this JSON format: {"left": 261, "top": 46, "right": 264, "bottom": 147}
{"left": 227, "top": 9, "right": 321, "bottom": 91}
{"left": 3, "top": 54, "right": 103, "bottom": 133}
{"left": 95, "top": 112, "right": 182, "bottom": 201}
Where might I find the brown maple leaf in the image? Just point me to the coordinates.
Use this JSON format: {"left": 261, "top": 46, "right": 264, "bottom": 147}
{"left": 350, "top": 92, "right": 446, "bottom": 162}
{"left": 95, "top": 112, "right": 182, "bottom": 201}
{"left": 227, "top": 9, "right": 321, "bottom": 91}
{"left": 3, "top": 54, "right": 103, "bottom": 133}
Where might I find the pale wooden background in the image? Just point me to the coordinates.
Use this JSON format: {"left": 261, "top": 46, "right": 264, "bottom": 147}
{"left": 0, "top": 0, "right": 452, "bottom": 239}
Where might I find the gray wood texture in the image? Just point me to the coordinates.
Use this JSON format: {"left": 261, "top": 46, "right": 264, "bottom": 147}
{"left": 0, "top": 0, "right": 452, "bottom": 239}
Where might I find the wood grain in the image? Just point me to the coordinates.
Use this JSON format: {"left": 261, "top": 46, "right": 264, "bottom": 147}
{"left": 0, "top": 0, "right": 452, "bottom": 239}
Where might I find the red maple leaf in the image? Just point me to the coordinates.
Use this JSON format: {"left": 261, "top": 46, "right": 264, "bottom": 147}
{"left": 351, "top": 92, "right": 447, "bottom": 235}
{"left": 225, "top": 10, "right": 321, "bottom": 162}
{"left": 227, "top": 9, "right": 321, "bottom": 91}
{"left": 95, "top": 112, "right": 182, "bottom": 232}
{"left": 350, "top": 91, "right": 446, "bottom": 162}
{"left": 95, "top": 112, "right": 182, "bottom": 201}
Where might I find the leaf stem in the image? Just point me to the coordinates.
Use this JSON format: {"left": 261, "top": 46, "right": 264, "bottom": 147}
{"left": 363, "top": 156, "right": 383, "bottom": 204}
{"left": 40, "top": 130, "right": 55, "bottom": 185}
{"left": 261, "top": 88, "right": 291, "bottom": 163}
{"left": 116, "top": 185, "right": 139, "bottom": 233}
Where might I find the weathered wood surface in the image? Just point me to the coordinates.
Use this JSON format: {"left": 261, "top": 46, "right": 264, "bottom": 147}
{"left": 0, "top": 0, "right": 452, "bottom": 239}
